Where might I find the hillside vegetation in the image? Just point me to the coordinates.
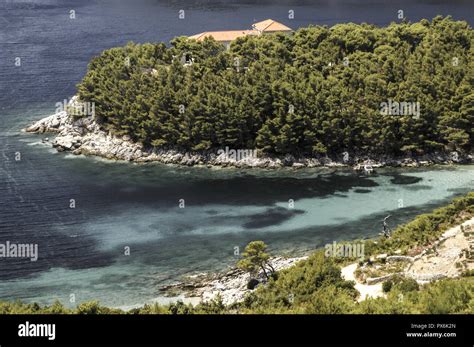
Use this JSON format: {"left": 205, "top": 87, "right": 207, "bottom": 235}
{"left": 1, "top": 192, "right": 473, "bottom": 314}
{"left": 76, "top": 16, "right": 473, "bottom": 158}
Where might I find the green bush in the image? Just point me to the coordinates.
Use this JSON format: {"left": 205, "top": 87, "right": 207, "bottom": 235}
{"left": 394, "top": 277, "right": 419, "bottom": 292}
{"left": 382, "top": 280, "right": 393, "bottom": 293}
{"left": 247, "top": 278, "right": 260, "bottom": 290}
{"left": 462, "top": 269, "right": 474, "bottom": 277}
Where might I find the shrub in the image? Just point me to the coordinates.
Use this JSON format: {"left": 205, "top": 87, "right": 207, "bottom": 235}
{"left": 395, "top": 278, "right": 419, "bottom": 292}
{"left": 247, "top": 278, "right": 260, "bottom": 290}
{"left": 382, "top": 280, "right": 393, "bottom": 293}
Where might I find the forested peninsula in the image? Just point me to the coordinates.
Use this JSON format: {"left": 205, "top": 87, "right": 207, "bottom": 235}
{"left": 26, "top": 17, "right": 473, "bottom": 168}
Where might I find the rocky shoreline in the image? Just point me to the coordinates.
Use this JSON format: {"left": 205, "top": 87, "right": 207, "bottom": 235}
{"left": 24, "top": 97, "right": 473, "bottom": 169}
{"left": 159, "top": 216, "right": 473, "bottom": 306}
{"left": 159, "top": 256, "right": 308, "bottom": 306}
{"left": 160, "top": 217, "right": 473, "bottom": 306}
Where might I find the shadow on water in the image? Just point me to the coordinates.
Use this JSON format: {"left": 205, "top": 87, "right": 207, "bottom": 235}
{"left": 242, "top": 207, "right": 306, "bottom": 229}
{"left": 132, "top": 196, "right": 465, "bottom": 276}
{"left": 91, "top": 172, "right": 380, "bottom": 206}
{"left": 0, "top": 170, "right": 380, "bottom": 279}
{"left": 389, "top": 174, "right": 423, "bottom": 185}
{"left": 66, "top": 197, "right": 452, "bottom": 301}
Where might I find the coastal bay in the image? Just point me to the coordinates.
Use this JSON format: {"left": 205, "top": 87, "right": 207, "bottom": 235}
{"left": 1, "top": 0, "right": 473, "bottom": 310}
{"left": 3, "top": 108, "right": 474, "bottom": 307}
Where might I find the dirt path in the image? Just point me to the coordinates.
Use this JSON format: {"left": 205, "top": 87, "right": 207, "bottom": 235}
{"left": 341, "top": 263, "right": 385, "bottom": 302}
{"left": 342, "top": 217, "right": 474, "bottom": 301}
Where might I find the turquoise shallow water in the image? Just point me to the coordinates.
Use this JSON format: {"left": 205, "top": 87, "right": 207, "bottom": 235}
{"left": 0, "top": 0, "right": 473, "bottom": 308}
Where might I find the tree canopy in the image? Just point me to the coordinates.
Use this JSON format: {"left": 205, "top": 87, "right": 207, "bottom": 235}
{"left": 77, "top": 17, "right": 473, "bottom": 158}
{"left": 237, "top": 241, "right": 275, "bottom": 280}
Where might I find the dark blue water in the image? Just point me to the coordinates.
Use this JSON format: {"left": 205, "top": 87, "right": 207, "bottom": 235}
{"left": 0, "top": 0, "right": 473, "bottom": 308}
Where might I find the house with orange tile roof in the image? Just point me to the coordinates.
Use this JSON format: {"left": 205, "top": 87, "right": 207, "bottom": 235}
{"left": 188, "top": 30, "right": 259, "bottom": 49}
{"left": 251, "top": 19, "right": 293, "bottom": 34}
{"left": 188, "top": 19, "right": 292, "bottom": 49}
